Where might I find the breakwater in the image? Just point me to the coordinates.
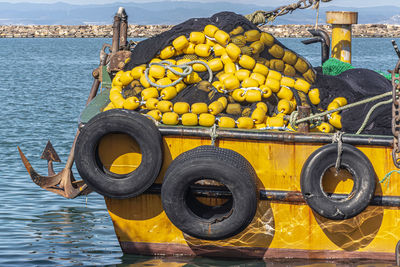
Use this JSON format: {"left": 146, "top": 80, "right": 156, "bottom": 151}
{"left": 1, "top": 24, "right": 399, "bottom": 38}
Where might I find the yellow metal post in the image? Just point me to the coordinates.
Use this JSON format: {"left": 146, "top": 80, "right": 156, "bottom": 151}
{"left": 326, "top": 11, "right": 358, "bottom": 64}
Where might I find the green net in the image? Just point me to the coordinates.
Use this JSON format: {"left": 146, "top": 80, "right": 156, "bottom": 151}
{"left": 375, "top": 71, "right": 393, "bottom": 81}
{"left": 322, "top": 57, "right": 394, "bottom": 80}
{"left": 322, "top": 58, "right": 354, "bottom": 76}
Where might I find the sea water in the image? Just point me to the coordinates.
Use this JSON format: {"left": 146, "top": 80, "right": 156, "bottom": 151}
{"left": 0, "top": 37, "right": 398, "bottom": 266}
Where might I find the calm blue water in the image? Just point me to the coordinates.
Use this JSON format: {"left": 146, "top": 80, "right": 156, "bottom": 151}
{"left": 0, "top": 37, "right": 398, "bottom": 266}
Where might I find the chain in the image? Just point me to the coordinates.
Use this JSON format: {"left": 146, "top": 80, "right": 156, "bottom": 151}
{"left": 245, "top": 0, "right": 332, "bottom": 25}
{"left": 392, "top": 59, "right": 400, "bottom": 168}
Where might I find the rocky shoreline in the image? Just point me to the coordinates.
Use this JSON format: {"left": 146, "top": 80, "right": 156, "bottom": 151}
{"left": 1, "top": 24, "right": 400, "bottom": 38}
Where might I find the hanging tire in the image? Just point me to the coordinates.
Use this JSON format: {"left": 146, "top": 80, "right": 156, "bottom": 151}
{"left": 300, "top": 143, "right": 376, "bottom": 220}
{"left": 161, "top": 145, "right": 258, "bottom": 240}
{"left": 75, "top": 109, "right": 163, "bottom": 199}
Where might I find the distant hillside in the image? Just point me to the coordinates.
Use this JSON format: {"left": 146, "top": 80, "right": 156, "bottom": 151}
{"left": 0, "top": 1, "right": 399, "bottom": 25}
{"left": 381, "top": 14, "right": 400, "bottom": 24}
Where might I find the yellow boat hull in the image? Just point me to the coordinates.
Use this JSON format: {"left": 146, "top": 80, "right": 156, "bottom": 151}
{"left": 101, "top": 129, "right": 400, "bottom": 261}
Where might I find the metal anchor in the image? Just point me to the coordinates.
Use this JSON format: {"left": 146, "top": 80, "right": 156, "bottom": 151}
{"left": 17, "top": 61, "right": 102, "bottom": 199}
{"left": 18, "top": 133, "right": 91, "bottom": 199}
{"left": 17, "top": 7, "right": 129, "bottom": 199}
{"left": 17, "top": 62, "right": 104, "bottom": 198}
{"left": 17, "top": 58, "right": 103, "bottom": 199}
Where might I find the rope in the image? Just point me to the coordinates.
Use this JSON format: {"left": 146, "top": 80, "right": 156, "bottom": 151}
{"left": 289, "top": 111, "right": 299, "bottom": 130}
{"left": 258, "top": 126, "right": 293, "bottom": 131}
{"left": 356, "top": 98, "right": 393, "bottom": 134}
{"left": 332, "top": 131, "right": 344, "bottom": 172}
{"left": 314, "top": 0, "right": 320, "bottom": 30}
{"left": 142, "top": 114, "right": 161, "bottom": 126}
{"left": 289, "top": 91, "right": 392, "bottom": 128}
{"left": 210, "top": 124, "right": 218, "bottom": 146}
{"left": 144, "top": 60, "right": 213, "bottom": 89}
{"left": 244, "top": 10, "right": 270, "bottom": 25}
{"left": 379, "top": 170, "right": 400, "bottom": 189}
{"left": 245, "top": 0, "right": 332, "bottom": 25}
{"left": 223, "top": 86, "right": 267, "bottom": 95}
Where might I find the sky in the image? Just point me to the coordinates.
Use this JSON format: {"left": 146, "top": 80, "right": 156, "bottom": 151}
{"left": 1, "top": 0, "right": 400, "bottom": 7}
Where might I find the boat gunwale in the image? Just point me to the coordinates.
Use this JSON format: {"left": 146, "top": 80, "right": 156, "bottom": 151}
{"left": 158, "top": 125, "right": 392, "bottom": 147}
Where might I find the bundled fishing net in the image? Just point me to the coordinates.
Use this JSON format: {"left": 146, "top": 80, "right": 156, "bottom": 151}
{"left": 314, "top": 67, "right": 392, "bottom": 135}
{"left": 105, "top": 11, "right": 392, "bottom": 135}
{"left": 316, "top": 58, "right": 392, "bottom": 135}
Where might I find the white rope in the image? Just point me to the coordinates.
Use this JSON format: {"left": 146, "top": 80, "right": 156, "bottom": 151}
{"left": 332, "top": 131, "right": 344, "bottom": 172}
{"left": 210, "top": 124, "right": 218, "bottom": 146}
{"left": 144, "top": 60, "right": 214, "bottom": 89}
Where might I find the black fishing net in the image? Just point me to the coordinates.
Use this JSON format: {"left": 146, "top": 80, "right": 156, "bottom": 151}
{"left": 125, "top": 12, "right": 254, "bottom": 68}
{"left": 125, "top": 11, "right": 301, "bottom": 69}
{"left": 123, "top": 11, "right": 392, "bottom": 135}
{"left": 171, "top": 84, "right": 224, "bottom": 105}
{"left": 124, "top": 11, "right": 310, "bottom": 117}
{"left": 314, "top": 68, "right": 392, "bottom": 135}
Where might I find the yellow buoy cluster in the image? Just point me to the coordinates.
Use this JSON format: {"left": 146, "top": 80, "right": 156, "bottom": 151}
{"left": 104, "top": 24, "right": 345, "bottom": 133}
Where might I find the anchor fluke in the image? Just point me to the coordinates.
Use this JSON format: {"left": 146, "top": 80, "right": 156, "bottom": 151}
{"left": 41, "top": 140, "right": 61, "bottom": 162}
{"left": 40, "top": 140, "right": 61, "bottom": 176}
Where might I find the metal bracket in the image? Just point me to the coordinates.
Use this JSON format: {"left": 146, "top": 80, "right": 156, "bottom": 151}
{"left": 302, "top": 29, "right": 330, "bottom": 65}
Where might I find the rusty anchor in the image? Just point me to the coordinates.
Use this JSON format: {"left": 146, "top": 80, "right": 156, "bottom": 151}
{"left": 17, "top": 39, "right": 108, "bottom": 198}
{"left": 18, "top": 134, "right": 90, "bottom": 199}
{"left": 17, "top": 71, "right": 101, "bottom": 198}
{"left": 17, "top": 47, "right": 105, "bottom": 198}
{"left": 17, "top": 7, "right": 130, "bottom": 199}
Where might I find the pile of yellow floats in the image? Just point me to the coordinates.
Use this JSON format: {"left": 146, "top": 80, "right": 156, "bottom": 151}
{"left": 104, "top": 24, "right": 346, "bottom": 133}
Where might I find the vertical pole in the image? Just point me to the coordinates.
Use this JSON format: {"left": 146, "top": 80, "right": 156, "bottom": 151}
{"left": 298, "top": 106, "right": 311, "bottom": 133}
{"left": 111, "top": 12, "right": 121, "bottom": 55}
{"left": 118, "top": 7, "right": 128, "bottom": 50}
{"left": 326, "top": 11, "right": 358, "bottom": 64}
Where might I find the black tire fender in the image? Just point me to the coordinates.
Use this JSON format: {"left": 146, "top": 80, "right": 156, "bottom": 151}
{"left": 301, "top": 143, "right": 376, "bottom": 220}
{"left": 75, "top": 109, "right": 163, "bottom": 199}
{"left": 161, "top": 145, "right": 258, "bottom": 240}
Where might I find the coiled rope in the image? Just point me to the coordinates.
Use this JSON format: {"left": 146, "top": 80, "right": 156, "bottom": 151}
{"left": 144, "top": 60, "right": 213, "bottom": 88}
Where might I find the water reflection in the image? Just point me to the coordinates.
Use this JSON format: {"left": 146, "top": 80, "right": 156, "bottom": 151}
{"left": 28, "top": 207, "right": 96, "bottom": 241}
{"left": 115, "top": 255, "right": 394, "bottom": 267}
{"left": 20, "top": 206, "right": 122, "bottom": 265}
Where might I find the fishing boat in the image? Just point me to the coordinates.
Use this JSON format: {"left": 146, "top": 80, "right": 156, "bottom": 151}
{"left": 17, "top": 0, "right": 400, "bottom": 263}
